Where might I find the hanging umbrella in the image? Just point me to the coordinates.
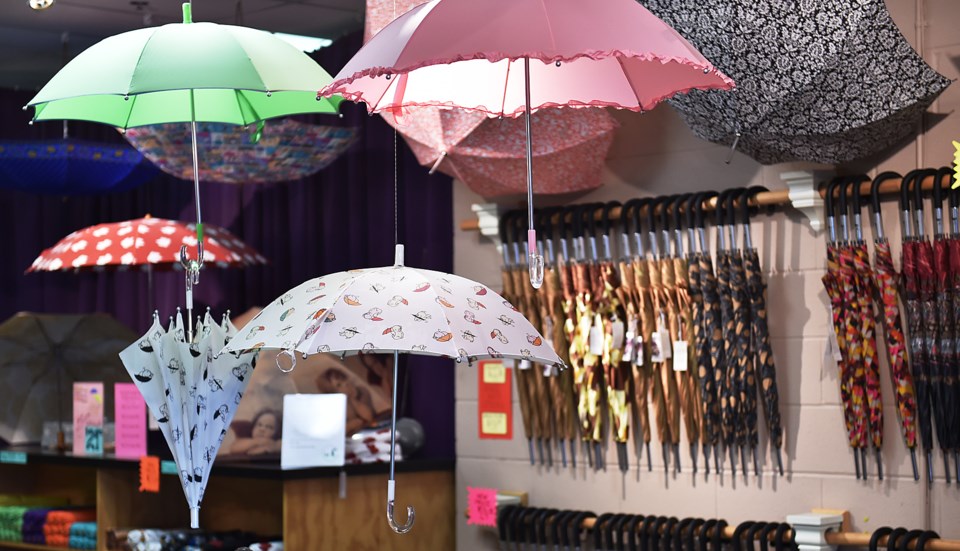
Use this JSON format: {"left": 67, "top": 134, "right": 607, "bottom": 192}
{"left": 120, "top": 310, "right": 257, "bottom": 528}
{"left": 916, "top": 168, "right": 953, "bottom": 481}
{"left": 26, "top": 2, "right": 342, "bottom": 339}
{"left": 900, "top": 169, "right": 936, "bottom": 484}
{"left": 557, "top": 206, "right": 583, "bottom": 469}
{"left": 322, "top": 0, "right": 733, "bottom": 288}
{"left": 513, "top": 212, "right": 555, "bottom": 468}
{"left": 822, "top": 178, "right": 862, "bottom": 478}
{"left": 641, "top": 0, "right": 951, "bottom": 164}
{"left": 364, "top": 0, "right": 618, "bottom": 199}
{"left": 686, "top": 192, "right": 717, "bottom": 476}
{"left": 0, "top": 138, "right": 158, "bottom": 195}
{"left": 598, "top": 201, "right": 631, "bottom": 474}
{"left": 949, "top": 177, "right": 960, "bottom": 482}
{"left": 123, "top": 120, "right": 358, "bottom": 184}
{"left": 221, "top": 243, "right": 562, "bottom": 532}
{"left": 694, "top": 193, "right": 724, "bottom": 474}
{"left": 631, "top": 198, "right": 660, "bottom": 472}
{"left": 868, "top": 171, "right": 919, "bottom": 481}
{"left": 537, "top": 208, "right": 578, "bottom": 468}
{"left": 715, "top": 190, "right": 742, "bottom": 475}
{"left": 0, "top": 312, "right": 136, "bottom": 446}
{"left": 577, "top": 204, "right": 608, "bottom": 470}
{"left": 618, "top": 199, "right": 653, "bottom": 471}
{"left": 28, "top": 216, "right": 266, "bottom": 273}
{"left": 739, "top": 188, "right": 785, "bottom": 476}
{"left": 668, "top": 195, "right": 702, "bottom": 473}
{"left": 498, "top": 212, "right": 538, "bottom": 466}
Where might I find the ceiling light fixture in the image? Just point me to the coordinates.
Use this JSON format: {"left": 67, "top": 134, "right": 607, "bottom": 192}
{"left": 29, "top": 0, "right": 54, "bottom": 10}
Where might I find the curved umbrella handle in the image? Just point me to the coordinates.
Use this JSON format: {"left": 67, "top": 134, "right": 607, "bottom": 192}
{"left": 602, "top": 200, "right": 622, "bottom": 260}
{"left": 933, "top": 166, "right": 954, "bottom": 236}
{"left": 671, "top": 193, "right": 691, "bottom": 257}
{"left": 386, "top": 481, "right": 415, "bottom": 533}
{"left": 621, "top": 198, "right": 643, "bottom": 258}
{"left": 825, "top": 178, "right": 846, "bottom": 244}
{"left": 870, "top": 172, "right": 902, "bottom": 241}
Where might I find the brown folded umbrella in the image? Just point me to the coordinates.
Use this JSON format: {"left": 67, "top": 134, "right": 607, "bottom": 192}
{"left": 618, "top": 198, "right": 653, "bottom": 471}
{"left": 512, "top": 213, "right": 553, "bottom": 467}
{"left": 557, "top": 207, "right": 584, "bottom": 469}
{"left": 499, "top": 213, "right": 537, "bottom": 465}
{"left": 647, "top": 197, "right": 682, "bottom": 473}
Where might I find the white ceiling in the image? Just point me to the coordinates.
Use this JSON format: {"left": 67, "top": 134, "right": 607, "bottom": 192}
{"left": 0, "top": 0, "right": 365, "bottom": 90}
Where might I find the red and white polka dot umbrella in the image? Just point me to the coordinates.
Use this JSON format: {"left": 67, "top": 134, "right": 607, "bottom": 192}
{"left": 28, "top": 216, "right": 267, "bottom": 273}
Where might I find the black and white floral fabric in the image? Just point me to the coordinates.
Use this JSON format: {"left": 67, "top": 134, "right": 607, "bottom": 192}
{"left": 640, "top": 0, "right": 952, "bottom": 164}
{"left": 119, "top": 311, "right": 256, "bottom": 529}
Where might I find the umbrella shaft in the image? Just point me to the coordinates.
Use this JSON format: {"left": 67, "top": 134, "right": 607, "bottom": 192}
{"left": 390, "top": 350, "right": 399, "bottom": 480}
{"left": 523, "top": 57, "right": 534, "bottom": 234}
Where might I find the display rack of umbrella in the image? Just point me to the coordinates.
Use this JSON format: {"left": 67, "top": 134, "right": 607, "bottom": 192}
{"left": 321, "top": 0, "right": 733, "bottom": 288}
{"left": 26, "top": 2, "right": 342, "bottom": 341}
{"left": 867, "top": 172, "right": 919, "bottom": 480}
{"left": 948, "top": 177, "right": 960, "bottom": 482}
{"left": 120, "top": 309, "right": 257, "bottom": 528}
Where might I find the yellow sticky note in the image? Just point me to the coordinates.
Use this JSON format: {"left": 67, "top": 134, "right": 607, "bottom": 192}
{"left": 953, "top": 141, "right": 960, "bottom": 189}
{"left": 483, "top": 362, "right": 506, "bottom": 384}
{"left": 481, "top": 412, "right": 508, "bottom": 435}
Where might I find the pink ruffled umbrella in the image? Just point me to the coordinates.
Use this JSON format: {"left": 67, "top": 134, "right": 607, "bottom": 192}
{"left": 368, "top": 0, "right": 617, "bottom": 198}
{"left": 324, "top": 0, "right": 734, "bottom": 288}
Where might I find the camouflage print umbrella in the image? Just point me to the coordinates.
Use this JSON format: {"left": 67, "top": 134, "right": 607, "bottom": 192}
{"left": 686, "top": 192, "right": 717, "bottom": 476}
{"left": 512, "top": 213, "right": 553, "bottom": 467}
{"left": 618, "top": 199, "right": 653, "bottom": 471}
{"left": 557, "top": 206, "right": 584, "bottom": 469}
{"left": 849, "top": 176, "right": 885, "bottom": 479}
{"left": 930, "top": 168, "right": 957, "bottom": 482}
{"left": 668, "top": 195, "right": 703, "bottom": 473}
{"left": 538, "top": 208, "right": 579, "bottom": 469}
{"left": 647, "top": 197, "right": 682, "bottom": 472}
{"left": 900, "top": 170, "right": 936, "bottom": 484}
{"left": 727, "top": 190, "right": 758, "bottom": 477}
{"left": 716, "top": 190, "right": 743, "bottom": 474}
{"left": 911, "top": 169, "right": 950, "bottom": 482}
{"left": 740, "top": 187, "right": 786, "bottom": 476}
{"left": 499, "top": 212, "right": 537, "bottom": 465}
{"left": 598, "top": 201, "right": 632, "bottom": 473}
{"left": 868, "top": 172, "right": 919, "bottom": 480}
{"left": 822, "top": 178, "right": 863, "bottom": 478}
{"left": 949, "top": 178, "right": 960, "bottom": 481}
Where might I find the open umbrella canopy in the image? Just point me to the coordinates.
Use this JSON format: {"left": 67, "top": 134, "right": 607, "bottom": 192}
{"left": 0, "top": 312, "right": 135, "bottom": 444}
{"left": 0, "top": 139, "right": 158, "bottom": 195}
{"left": 28, "top": 216, "right": 266, "bottom": 273}
{"left": 123, "top": 120, "right": 358, "bottom": 184}
{"left": 119, "top": 311, "right": 257, "bottom": 529}
{"left": 27, "top": 4, "right": 342, "bottom": 128}
{"left": 323, "top": 0, "right": 733, "bottom": 115}
{"left": 641, "top": 0, "right": 951, "bottom": 164}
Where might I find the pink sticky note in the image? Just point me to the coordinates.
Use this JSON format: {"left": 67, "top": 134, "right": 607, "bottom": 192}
{"left": 73, "top": 382, "right": 104, "bottom": 456}
{"left": 114, "top": 383, "right": 147, "bottom": 459}
{"left": 466, "top": 487, "right": 498, "bottom": 527}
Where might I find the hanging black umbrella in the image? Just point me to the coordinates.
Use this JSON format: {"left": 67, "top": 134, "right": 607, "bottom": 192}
{"left": 640, "top": 0, "right": 951, "bottom": 164}
{"left": 715, "top": 189, "right": 742, "bottom": 475}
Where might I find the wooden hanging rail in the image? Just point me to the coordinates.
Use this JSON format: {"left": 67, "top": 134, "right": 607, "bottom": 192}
{"left": 458, "top": 172, "right": 954, "bottom": 232}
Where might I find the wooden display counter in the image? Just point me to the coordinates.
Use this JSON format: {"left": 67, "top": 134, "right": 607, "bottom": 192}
{"left": 0, "top": 448, "right": 454, "bottom": 551}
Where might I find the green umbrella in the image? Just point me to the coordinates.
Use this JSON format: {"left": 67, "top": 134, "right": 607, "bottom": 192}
{"left": 26, "top": 3, "right": 342, "bottom": 338}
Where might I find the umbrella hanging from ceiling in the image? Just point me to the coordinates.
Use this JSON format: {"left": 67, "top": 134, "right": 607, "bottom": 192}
{"left": 322, "top": 0, "right": 733, "bottom": 288}
{"left": 123, "top": 120, "right": 358, "bottom": 185}
{"left": 26, "top": 2, "right": 342, "bottom": 340}
{"left": 0, "top": 312, "right": 135, "bottom": 446}
{"left": 0, "top": 138, "right": 158, "bottom": 195}
{"left": 120, "top": 310, "right": 257, "bottom": 528}
{"left": 867, "top": 172, "right": 919, "bottom": 480}
{"left": 641, "top": 0, "right": 951, "bottom": 164}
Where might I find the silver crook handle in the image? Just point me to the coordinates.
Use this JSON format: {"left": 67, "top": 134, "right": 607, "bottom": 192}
{"left": 387, "top": 500, "right": 415, "bottom": 534}
{"left": 179, "top": 239, "right": 205, "bottom": 278}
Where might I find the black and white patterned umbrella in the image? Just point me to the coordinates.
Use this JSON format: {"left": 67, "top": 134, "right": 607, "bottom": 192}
{"left": 640, "top": 0, "right": 951, "bottom": 164}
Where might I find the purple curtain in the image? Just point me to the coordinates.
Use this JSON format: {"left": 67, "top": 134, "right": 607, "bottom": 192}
{"left": 0, "top": 32, "right": 455, "bottom": 459}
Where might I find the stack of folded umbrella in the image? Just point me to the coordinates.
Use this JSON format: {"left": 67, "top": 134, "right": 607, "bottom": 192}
{"left": 43, "top": 509, "right": 96, "bottom": 548}
{"left": 68, "top": 522, "right": 97, "bottom": 550}
{"left": 0, "top": 506, "right": 27, "bottom": 542}
{"left": 111, "top": 528, "right": 276, "bottom": 550}
{"left": 22, "top": 508, "right": 51, "bottom": 545}
{"left": 345, "top": 427, "right": 402, "bottom": 465}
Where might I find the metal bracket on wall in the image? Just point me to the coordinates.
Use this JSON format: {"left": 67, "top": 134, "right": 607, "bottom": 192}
{"left": 787, "top": 512, "right": 844, "bottom": 551}
{"left": 472, "top": 202, "right": 503, "bottom": 247}
{"left": 782, "top": 170, "right": 828, "bottom": 234}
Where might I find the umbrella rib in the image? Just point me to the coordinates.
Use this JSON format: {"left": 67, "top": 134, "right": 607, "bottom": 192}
{"left": 121, "top": 93, "right": 138, "bottom": 130}
{"left": 615, "top": 56, "right": 644, "bottom": 111}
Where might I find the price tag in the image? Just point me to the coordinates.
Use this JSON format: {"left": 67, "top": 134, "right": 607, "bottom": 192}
{"left": 589, "top": 319, "right": 605, "bottom": 356}
{"left": 635, "top": 336, "right": 644, "bottom": 366}
{"left": 483, "top": 362, "right": 506, "bottom": 384}
{"left": 622, "top": 319, "right": 637, "bottom": 363}
{"left": 659, "top": 328, "right": 673, "bottom": 359}
{"left": 0, "top": 451, "right": 27, "bottom": 465}
{"left": 84, "top": 426, "right": 103, "bottom": 456}
{"left": 139, "top": 456, "right": 160, "bottom": 493}
{"left": 611, "top": 320, "right": 625, "bottom": 349}
{"left": 827, "top": 329, "right": 842, "bottom": 362}
{"left": 481, "top": 412, "right": 508, "bottom": 435}
{"left": 517, "top": 359, "right": 533, "bottom": 371}
{"left": 672, "top": 341, "right": 689, "bottom": 372}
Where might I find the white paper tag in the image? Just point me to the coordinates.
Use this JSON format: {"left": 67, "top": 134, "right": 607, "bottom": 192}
{"left": 544, "top": 316, "right": 555, "bottom": 350}
{"left": 826, "top": 329, "right": 842, "bottom": 363}
{"left": 623, "top": 319, "right": 637, "bottom": 363}
{"left": 635, "top": 335, "right": 644, "bottom": 366}
{"left": 672, "top": 341, "right": 689, "bottom": 371}
{"left": 660, "top": 327, "right": 672, "bottom": 359}
{"left": 651, "top": 331, "right": 665, "bottom": 363}
{"left": 589, "top": 320, "right": 605, "bottom": 356}
{"left": 611, "top": 320, "right": 625, "bottom": 350}
{"left": 543, "top": 364, "right": 558, "bottom": 377}
{"left": 518, "top": 359, "right": 533, "bottom": 371}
